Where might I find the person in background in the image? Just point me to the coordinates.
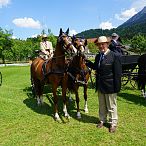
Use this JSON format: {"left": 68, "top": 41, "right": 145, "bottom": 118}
{"left": 39, "top": 34, "right": 53, "bottom": 59}
{"left": 86, "top": 36, "right": 122, "bottom": 133}
{"left": 109, "top": 33, "right": 124, "bottom": 55}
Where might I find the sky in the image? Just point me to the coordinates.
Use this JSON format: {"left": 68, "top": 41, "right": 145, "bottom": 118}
{"left": 0, "top": 0, "right": 146, "bottom": 39}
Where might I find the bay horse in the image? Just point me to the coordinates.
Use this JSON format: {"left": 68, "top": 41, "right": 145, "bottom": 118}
{"left": 137, "top": 53, "right": 146, "bottom": 98}
{"left": 66, "top": 37, "right": 91, "bottom": 118}
{"left": 30, "top": 28, "right": 77, "bottom": 121}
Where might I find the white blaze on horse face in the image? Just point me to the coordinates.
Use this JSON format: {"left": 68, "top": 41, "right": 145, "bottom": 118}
{"left": 64, "top": 37, "right": 77, "bottom": 53}
{"left": 79, "top": 42, "right": 85, "bottom": 52}
{"left": 80, "top": 46, "right": 85, "bottom": 52}
{"left": 72, "top": 45, "right": 77, "bottom": 53}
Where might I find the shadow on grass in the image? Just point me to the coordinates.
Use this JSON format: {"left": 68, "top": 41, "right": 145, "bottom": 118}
{"left": 71, "top": 110, "right": 98, "bottom": 124}
{"left": 65, "top": 98, "right": 98, "bottom": 124}
{"left": 23, "top": 96, "right": 54, "bottom": 118}
{"left": 23, "top": 85, "right": 62, "bottom": 119}
{"left": 118, "top": 91, "right": 146, "bottom": 107}
{"left": 23, "top": 85, "right": 99, "bottom": 124}
{"left": 87, "top": 81, "right": 96, "bottom": 89}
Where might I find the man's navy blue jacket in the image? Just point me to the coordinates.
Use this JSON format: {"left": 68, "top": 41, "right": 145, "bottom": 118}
{"left": 86, "top": 50, "right": 122, "bottom": 94}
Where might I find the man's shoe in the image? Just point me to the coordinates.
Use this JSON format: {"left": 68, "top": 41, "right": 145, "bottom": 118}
{"left": 109, "top": 125, "right": 116, "bottom": 133}
{"left": 96, "top": 121, "right": 104, "bottom": 128}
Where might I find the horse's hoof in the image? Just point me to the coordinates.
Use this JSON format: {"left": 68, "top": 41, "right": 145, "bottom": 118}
{"left": 69, "top": 97, "right": 73, "bottom": 102}
{"left": 84, "top": 109, "right": 89, "bottom": 113}
{"left": 65, "top": 115, "right": 71, "bottom": 119}
{"left": 77, "top": 112, "right": 81, "bottom": 119}
{"left": 77, "top": 115, "right": 81, "bottom": 119}
{"left": 64, "top": 113, "right": 70, "bottom": 118}
{"left": 37, "top": 102, "right": 41, "bottom": 106}
{"left": 37, "top": 102, "right": 43, "bottom": 106}
{"left": 54, "top": 113, "right": 61, "bottom": 122}
{"left": 40, "top": 102, "right": 44, "bottom": 105}
{"left": 64, "top": 116, "right": 71, "bottom": 123}
{"left": 55, "top": 117, "right": 62, "bottom": 123}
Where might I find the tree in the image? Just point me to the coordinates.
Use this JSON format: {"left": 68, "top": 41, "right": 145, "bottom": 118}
{"left": 87, "top": 42, "right": 98, "bottom": 53}
{"left": 0, "top": 28, "right": 13, "bottom": 63}
{"left": 48, "top": 34, "right": 57, "bottom": 48}
{"left": 130, "top": 34, "right": 146, "bottom": 54}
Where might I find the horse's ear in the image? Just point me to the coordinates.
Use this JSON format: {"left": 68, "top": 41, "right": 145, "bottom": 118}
{"left": 72, "top": 34, "right": 76, "bottom": 41}
{"left": 59, "top": 28, "right": 63, "bottom": 36}
{"left": 94, "top": 38, "right": 98, "bottom": 44}
{"left": 85, "top": 39, "right": 88, "bottom": 46}
{"left": 66, "top": 28, "right": 69, "bottom": 35}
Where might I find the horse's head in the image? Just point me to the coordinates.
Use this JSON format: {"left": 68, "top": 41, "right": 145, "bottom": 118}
{"left": 72, "top": 35, "right": 87, "bottom": 54}
{"left": 57, "top": 28, "right": 77, "bottom": 54}
{"left": 70, "top": 36, "right": 88, "bottom": 69}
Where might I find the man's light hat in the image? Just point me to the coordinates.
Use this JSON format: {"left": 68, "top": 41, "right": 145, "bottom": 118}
{"left": 111, "top": 33, "right": 118, "bottom": 37}
{"left": 97, "top": 36, "right": 109, "bottom": 43}
{"left": 42, "top": 34, "right": 48, "bottom": 38}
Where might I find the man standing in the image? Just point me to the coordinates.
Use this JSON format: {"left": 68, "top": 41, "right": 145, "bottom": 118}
{"left": 39, "top": 34, "right": 54, "bottom": 59}
{"left": 86, "top": 36, "right": 122, "bottom": 133}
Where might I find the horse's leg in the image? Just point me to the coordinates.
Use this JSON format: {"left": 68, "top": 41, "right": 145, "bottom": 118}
{"left": 83, "top": 84, "right": 89, "bottom": 113}
{"left": 30, "top": 76, "right": 37, "bottom": 98}
{"left": 75, "top": 88, "right": 81, "bottom": 119}
{"left": 141, "top": 81, "right": 146, "bottom": 98}
{"left": 62, "top": 76, "right": 70, "bottom": 119}
{"left": 144, "top": 83, "right": 146, "bottom": 99}
{"left": 35, "top": 80, "right": 44, "bottom": 106}
{"left": 62, "top": 102, "right": 70, "bottom": 118}
{"left": 52, "top": 83, "right": 61, "bottom": 121}
{"left": 68, "top": 91, "right": 73, "bottom": 102}
{"left": 141, "top": 89, "right": 145, "bottom": 97}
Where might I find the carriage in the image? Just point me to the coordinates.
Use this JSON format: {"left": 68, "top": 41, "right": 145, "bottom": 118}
{"left": 121, "top": 54, "right": 140, "bottom": 88}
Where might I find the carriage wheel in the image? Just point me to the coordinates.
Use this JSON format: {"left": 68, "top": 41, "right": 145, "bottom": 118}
{"left": 130, "top": 76, "right": 138, "bottom": 89}
{"left": 0, "top": 72, "right": 2, "bottom": 86}
{"left": 121, "top": 71, "right": 131, "bottom": 88}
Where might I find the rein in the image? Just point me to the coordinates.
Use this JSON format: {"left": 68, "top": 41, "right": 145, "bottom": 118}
{"left": 67, "top": 62, "right": 89, "bottom": 85}
{"left": 52, "top": 54, "right": 65, "bottom": 59}
{"left": 66, "top": 43, "right": 73, "bottom": 50}
{"left": 67, "top": 71, "right": 87, "bottom": 85}
{"left": 42, "top": 33, "right": 75, "bottom": 77}
{"left": 76, "top": 44, "right": 85, "bottom": 50}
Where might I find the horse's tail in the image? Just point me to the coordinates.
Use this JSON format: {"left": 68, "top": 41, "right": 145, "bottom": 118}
{"left": 137, "top": 54, "right": 146, "bottom": 90}
{"left": 137, "top": 68, "right": 144, "bottom": 90}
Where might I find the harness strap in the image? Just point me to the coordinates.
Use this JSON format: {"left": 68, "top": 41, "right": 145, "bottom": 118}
{"left": 66, "top": 43, "right": 72, "bottom": 50}
{"left": 42, "top": 59, "right": 50, "bottom": 77}
{"left": 77, "top": 44, "right": 85, "bottom": 50}
{"left": 67, "top": 72, "right": 87, "bottom": 85}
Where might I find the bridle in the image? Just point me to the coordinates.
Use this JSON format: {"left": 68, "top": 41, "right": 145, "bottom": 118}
{"left": 67, "top": 38, "right": 89, "bottom": 85}
{"left": 67, "top": 54, "right": 88, "bottom": 85}
{"left": 58, "top": 33, "right": 75, "bottom": 54}
{"left": 73, "top": 38, "right": 86, "bottom": 54}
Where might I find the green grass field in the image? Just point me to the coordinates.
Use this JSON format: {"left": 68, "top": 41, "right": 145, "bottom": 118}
{"left": 0, "top": 66, "right": 146, "bottom": 146}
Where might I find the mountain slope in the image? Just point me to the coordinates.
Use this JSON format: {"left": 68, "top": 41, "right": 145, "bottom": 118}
{"left": 118, "top": 6, "right": 146, "bottom": 28}
{"left": 76, "top": 6, "right": 146, "bottom": 39}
